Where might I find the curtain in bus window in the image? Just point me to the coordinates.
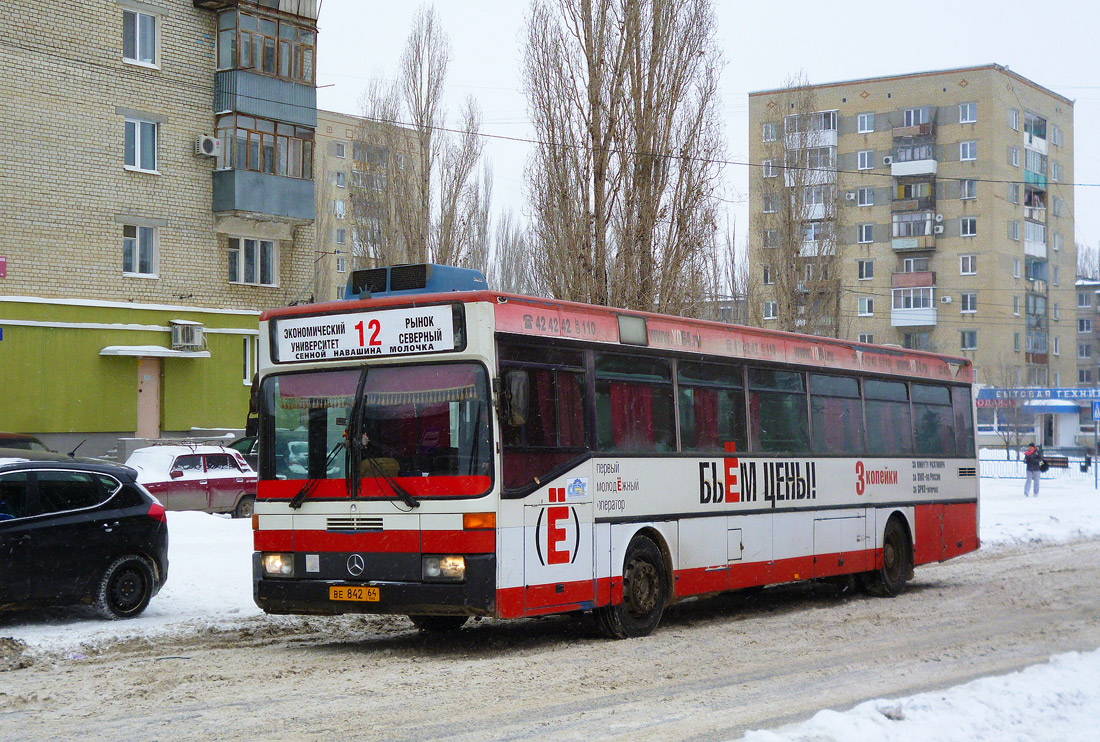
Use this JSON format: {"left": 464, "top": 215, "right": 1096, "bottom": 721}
{"left": 501, "top": 367, "right": 587, "bottom": 492}
{"left": 811, "top": 396, "right": 864, "bottom": 454}
{"left": 556, "top": 371, "right": 585, "bottom": 447}
{"left": 747, "top": 368, "right": 809, "bottom": 454}
{"left": 610, "top": 382, "right": 655, "bottom": 450}
{"left": 530, "top": 369, "right": 557, "bottom": 446}
{"left": 693, "top": 388, "right": 719, "bottom": 449}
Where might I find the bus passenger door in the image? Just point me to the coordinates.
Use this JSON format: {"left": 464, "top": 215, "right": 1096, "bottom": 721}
{"left": 522, "top": 478, "right": 594, "bottom": 615}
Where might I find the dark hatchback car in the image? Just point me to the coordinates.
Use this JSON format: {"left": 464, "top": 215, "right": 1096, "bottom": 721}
{"left": 0, "top": 449, "right": 169, "bottom": 619}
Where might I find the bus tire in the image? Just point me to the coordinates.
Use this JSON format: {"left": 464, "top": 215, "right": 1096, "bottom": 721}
{"left": 862, "top": 515, "right": 913, "bottom": 597}
{"left": 596, "top": 536, "right": 669, "bottom": 639}
{"left": 408, "top": 614, "right": 468, "bottom": 632}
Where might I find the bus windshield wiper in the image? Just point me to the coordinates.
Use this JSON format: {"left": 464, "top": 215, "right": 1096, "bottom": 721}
{"left": 359, "top": 443, "right": 420, "bottom": 509}
{"left": 347, "top": 367, "right": 419, "bottom": 509}
{"left": 289, "top": 441, "right": 345, "bottom": 510}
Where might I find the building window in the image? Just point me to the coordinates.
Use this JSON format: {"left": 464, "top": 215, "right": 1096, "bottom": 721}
{"left": 1054, "top": 302, "right": 1060, "bottom": 320}
{"left": 857, "top": 113, "right": 874, "bottom": 133}
{"left": 1054, "top": 232, "right": 1064, "bottom": 251}
{"left": 1053, "top": 265, "right": 1060, "bottom": 286}
{"left": 1009, "top": 183, "right": 1020, "bottom": 204}
{"left": 336, "top": 171, "right": 346, "bottom": 188}
{"left": 228, "top": 237, "right": 277, "bottom": 286}
{"left": 762, "top": 159, "right": 777, "bottom": 178}
{"left": 1014, "top": 333, "right": 1021, "bottom": 352}
{"left": 1010, "top": 147, "right": 1019, "bottom": 167}
{"left": 902, "top": 257, "right": 930, "bottom": 273}
{"left": 335, "top": 228, "right": 346, "bottom": 245}
{"left": 857, "top": 187, "right": 874, "bottom": 207}
{"left": 858, "top": 224, "right": 873, "bottom": 243}
{"left": 215, "top": 114, "right": 314, "bottom": 179}
{"left": 894, "top": 287, "right": 933, "bottom": 310}
{"left": 1079, "top": 292, "right": 1092, "bottom": 309}
{"left": 961, "top": 217, "right": 977, "bottom": 237}
{"left": 959, "top": 141, "right": 977, "bottom": 161}
{"left": 124, "top": 118, "right": 158, "bottom": 172}
{"left": 858, "top": 260, "right": 873, "bottom": 280}
{"left": 335, "top": 142, "right": 346, "bottom": 158}
{"left": 1052, "top": 124, "right": 1063, "bottom": 147}
{"left": 1009, "top": 109, "right": 1019, "bottom": 131}
{"left": 1014, "top": 296, "right": 1020, "bottom": 315}
{"left": 762, "top": 192, "right": 779, "bottom": 213}
{"left": 336, "top": 256, "right": 347, "bottom": 273}
{"left": 959, "top": 102, "right": 977, "bottom": 124}
{"left": 1014, "top": 259, "right": 1021, "bottom": 279}
{"left": 1080, "top": 319, "right": 1092, "bottom": 334}
{"left": 1053, "top": 337, "right": 1060, "bottom": 356}
{"left": 960, "top": 255, "right": 977, "bottom": 275}
{"left": 1081, "top": 369, "right": 1093, "bottom": 385}
{"left": 1051, "top": 161, "right": 1063, "bottom": 182}
{"left": 857, "top": 150, "right": 874, "bottom": 170}
{"left": 217, "top": 8, "right": 316, "bottom": 83}
{"left": 123, "top": 10, "right": 157, "bottom": 66}
{"left": 1079, "top": 343, "right": 1092, "bottom": 360}
{"left": 960, "top": 330, "right": 977, "bottom": 351}
{"left": 960, "top": 292, "right": 977, "bottom": 313}
{"left": 762, "top": 122, "right": 777, "bottom": 142}
{"left": 858, "top": 297, "right": 874, "bottom": 316}
{"left": 763, "top": 301, "right": 777, "bottom": 320}
{"left": 762, "top": 265, "right": 773, "bottom": 285}
{"left": 961, "top": 179, "right": 977, "bottom": 199}
{"left": 903, "top": 108, "right": 930, "bottom": 126}
{"left": 763, "top": 228, "right": 779, "bottom": 248}
{"left": 903, "top": 332, "right": 931, "bottom": 351}
{"left": 858, "top": 333, "right": 874, "bottom": 344}
{"left": 1052, "top": 198, "right": 1065, "bottom": 218}
{"left": 333, "top": 200, "right": 345, "bottom": 219}
{"left": 1009, "top": 221, "right": 1020, "bottom": 241}
{"left": 122, "top": 224, "right": 156, "bottom": 277}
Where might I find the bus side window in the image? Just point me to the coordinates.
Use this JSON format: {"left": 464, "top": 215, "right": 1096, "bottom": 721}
{"left": 809, "top": 373, "right": 864, "bottom": 455}
{"left": 678, "top": 361, "right": 746, "bottom": 454}
{"left": 500, "top": 359, "right": 587, "bottom": 493}
{"left": 595, "top": 354, "right": 675, "bottom": 454}
{"left": 747, "top": 368, "right": 809, "bottom": 454}
{"left": 865, "top": 379, "right": 913, "bottom": 456}
{"left": 952, "top": 386, "right": 976, "bottom": 457}
{"left": 912, "top": 384, "right": 955, "bottom": 456}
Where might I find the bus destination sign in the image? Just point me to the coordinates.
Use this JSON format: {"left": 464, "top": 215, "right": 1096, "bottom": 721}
{"left": 274, "top": 305, "right": 454, "bottom": 362}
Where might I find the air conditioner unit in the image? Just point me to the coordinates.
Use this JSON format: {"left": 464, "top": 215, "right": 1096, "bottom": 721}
{"left": 195, "top": 135, "right": 222, "bottom": 158}
{"left": 933, "top": 225, "right": 945, "bottom": 234}
{"left": 941, "top": 296, "right": 953, "bottom": 304}
{"left": 845, "top": 191, "right": 856, "bottom": 201}
{"left": 170, "top": 320, "right": 205, "bottom": 350}
{"left": 883, "top": 155, "right": 894, "bottom": 165}
{"left": 935, "top": 213, "right": 944, "bottom": 222}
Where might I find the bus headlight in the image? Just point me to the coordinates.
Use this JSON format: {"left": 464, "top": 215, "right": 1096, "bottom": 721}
{"left": 423, "top": 555, "right": 465, "bottom": 582}
{"left": 262, "top": 553, "right": 295, "bottom": 577}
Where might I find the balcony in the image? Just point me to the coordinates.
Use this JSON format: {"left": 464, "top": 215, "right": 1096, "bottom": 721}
{"left": 892, "top": 159, "right": 938, "bottom": 178}
{"left": 212, "top": 169, "right": 315, "bottom": 222}
{"left": 891, "top": 235, "right": 936, "bottom": 251}
{"left": 785, "top": 129, "right": 837, "bottom": 150}
{"left": 215, "top": 71, "right": 317, "bottom": 129}
{"left": 891, "top": 287, "right": 937, "bottom": 327}
{"left": 1025, "top": 240, "right": 1048, "bottom": 259}
{"left": 892, "top": 305, "right": 937, "bottom": 327}
{"left": 194, "top": 1, "right": 319, "bottom": 19}
{"left": 1026, "top": 278, "right": 1048, "bottom": 296}
{"left": 892, "top": 271, "right": 936, "bottom": 288}
{"left": 1024, "top": 130, "right": 1048, "bottom": 155}
{"left": 892, "top": 196, "right": 936, "bottom": 212}
{"left": 1024, "top": 169, "right": 1048, "bottom": 190}
{"left": 1024, "top": 206, "right": 1047, "bottom": 223}
{"left": 892, "top": 122, "right": 936, "bottom": 138}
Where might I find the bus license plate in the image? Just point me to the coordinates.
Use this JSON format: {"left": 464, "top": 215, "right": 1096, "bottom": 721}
{"left": 330, "top": 585, "right": 380, "bottom": 602}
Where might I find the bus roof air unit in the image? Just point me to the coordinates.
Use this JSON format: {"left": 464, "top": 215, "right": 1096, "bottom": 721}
{"left": 346, "top": 263, "right": 488, "bottom": 300}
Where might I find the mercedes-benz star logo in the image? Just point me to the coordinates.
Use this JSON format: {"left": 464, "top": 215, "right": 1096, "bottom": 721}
{"left": 346, "top": 554, "right": 365, "bottom": 577}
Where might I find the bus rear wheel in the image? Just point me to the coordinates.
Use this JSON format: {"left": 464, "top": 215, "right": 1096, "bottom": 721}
{"left": 862, "top": 516, "right": 913, "bottom": 597}
{"left": 408, "top": 614, "right": 468, "bottom": 632}
{"left": 596, "top": 536, "right": 669, "bottom": 639}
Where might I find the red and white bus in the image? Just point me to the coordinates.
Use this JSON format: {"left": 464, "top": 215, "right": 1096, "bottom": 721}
{"left": 252, "top": 264, "right": 978, "bottom": 638}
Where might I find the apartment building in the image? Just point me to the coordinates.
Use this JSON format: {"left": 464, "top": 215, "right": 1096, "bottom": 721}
{"left": 314, "top": 109, "right": 422, "bottom": 301}
{"left": 748, "top": 64, "right": 1075, "bottom": 391}
{"left": 0, "top": 1, "right": 317, "bottom": 455}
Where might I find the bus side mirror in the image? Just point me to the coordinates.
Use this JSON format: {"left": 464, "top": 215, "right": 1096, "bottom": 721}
{"left": 502, "top": 370, "right": 529, "bottom": 427}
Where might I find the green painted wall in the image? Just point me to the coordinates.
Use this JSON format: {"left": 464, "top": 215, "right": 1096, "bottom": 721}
{"left": 0, "top": 300, "right": 258, "bottom": 434}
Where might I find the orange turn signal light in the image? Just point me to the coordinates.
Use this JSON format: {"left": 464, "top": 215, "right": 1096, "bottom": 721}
{"left": 463, "top": 512, "right": 496, "bottom": 530}
{"left": 252, "top": 513, "right": 259, "bottom": 530}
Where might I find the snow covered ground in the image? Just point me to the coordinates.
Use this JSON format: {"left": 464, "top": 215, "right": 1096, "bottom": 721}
{"left": 3, "top": 475, "right": 1099, "bottom": 740}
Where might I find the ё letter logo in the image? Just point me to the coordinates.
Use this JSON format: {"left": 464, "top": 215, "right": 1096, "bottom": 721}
{"left": 535, "top": 487, "right": 580, "bottom": 566}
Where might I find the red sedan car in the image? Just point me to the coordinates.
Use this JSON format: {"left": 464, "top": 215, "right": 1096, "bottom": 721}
{"left": 126, "top": 445, "right": 257, "bottom": 518}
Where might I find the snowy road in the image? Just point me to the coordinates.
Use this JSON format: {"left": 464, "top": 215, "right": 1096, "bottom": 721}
{"left": 2, "top": 536, "right": 1100, "bottom": 741}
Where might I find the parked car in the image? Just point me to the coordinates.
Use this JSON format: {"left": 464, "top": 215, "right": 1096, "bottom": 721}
{"left": 0, "top": 432, "right": 53, "bottom": 452}
{"left": 0, "top": 448, "right": 168, "bottom": 619}
{"left": 228, "top": 435, "right": 258, "bottom": 472}
{"left": 125, "top": 445, "right": 257, "bottom": 518}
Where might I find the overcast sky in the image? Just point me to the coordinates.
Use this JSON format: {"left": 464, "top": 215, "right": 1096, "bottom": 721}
{"left": 315, "top": 0, "right": 1100, "bottom": 259}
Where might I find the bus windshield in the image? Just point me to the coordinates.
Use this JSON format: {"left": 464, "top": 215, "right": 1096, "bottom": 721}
{"left": 264, "top": 362, "right": 492, "bottom": 487}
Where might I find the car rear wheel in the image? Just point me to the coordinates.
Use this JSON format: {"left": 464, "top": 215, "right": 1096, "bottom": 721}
{"left": 95, "top": 555, "right": 155, "bottom": 619}
{"left": 234, "top": 495, "right": 256, "bottom": 519}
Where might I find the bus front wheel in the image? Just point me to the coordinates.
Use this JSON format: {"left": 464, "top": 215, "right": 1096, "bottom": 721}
{"left": 596, "top": 536, "right": 669, "bottom": 639}
{"left": 862, "top": 516, "right": 913, "bottom": 597}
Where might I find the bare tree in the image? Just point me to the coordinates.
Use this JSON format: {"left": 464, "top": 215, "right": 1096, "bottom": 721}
{"left": 752, "top": 73, "right": 843, "bottom": 337}
{"left": 988, "top": 353, "right": 1034, "bottom": 460}
{"left": 352, "top": 5, "right": 488, "bottom": 270}
{"left": 493, "top": 208, "right": 536, "bottom": 294}
{"left": 523, "top": 0, "right": 725, "bottom": 316}
{"left": 1078, "top": 241, "right": 1099, "bottom": 280}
